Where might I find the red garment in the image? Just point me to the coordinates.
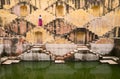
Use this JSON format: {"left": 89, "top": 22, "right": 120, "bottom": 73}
{"left": 38, "top": 18, "right": 42, "bottom": 26}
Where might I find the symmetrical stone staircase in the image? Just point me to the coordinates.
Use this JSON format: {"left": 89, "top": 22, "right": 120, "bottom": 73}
{"left": 0, "top": 43, "right": 99, "bottom": 64}
{"left": 0, "top": 0, "right": 104, "bottom": 50}
{"left": 1, "top": 0, "right": 120, "bottom": 64}
{"left": 1, "top": 1, "right": 98, "bottom": 44}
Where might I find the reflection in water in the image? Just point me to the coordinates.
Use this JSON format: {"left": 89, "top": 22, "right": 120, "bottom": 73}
{"left": 0, "top": 62, "right": 120, "bottom": 79}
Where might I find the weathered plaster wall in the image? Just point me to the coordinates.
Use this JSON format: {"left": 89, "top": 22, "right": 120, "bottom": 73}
{"left": 25, "top": 27, "right": 54, "bottom": 44}
{"left": 0, "top": 0, "right": 120, "bottom": 43}
{"left": 111, "top": 39, "right": 120, "bottom": 57}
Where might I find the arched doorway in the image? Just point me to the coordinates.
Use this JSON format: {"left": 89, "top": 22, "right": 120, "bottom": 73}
{"left": 76, "top": 31, "right": 85, "bottom": 44}
{"left": 56, "top": 4, "right": 64, "bottom": 17}
{"left": 35, "top": 31, "right": 42, "bottom": 44}
{"left": 20, "top": 4, "right": 28, "bottom": 16}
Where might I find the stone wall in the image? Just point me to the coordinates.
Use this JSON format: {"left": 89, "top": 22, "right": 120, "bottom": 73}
{"left": 90, "top": 38, "right": 114, "bottom": 55}
{"left": 0, "top": 37, "right": 30, "bottom": 57}
{"left": 45, "top": 44, "right": 77, "bottom": 55}
{"left": 111, "top": 39, "right": 120, "bottom": 57}
{"left": 19, "top": 52, "right": 50, "bottom": 61}
{"left": 74, "top": 53, "right": 99, "bottom": 61}
{"left": 25, "top": 27, "right": 54, "bottom": 44}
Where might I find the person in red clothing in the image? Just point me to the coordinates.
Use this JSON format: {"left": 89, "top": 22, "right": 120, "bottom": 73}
{"left": 38, "top": 15, "right": 42, "bottom": 26}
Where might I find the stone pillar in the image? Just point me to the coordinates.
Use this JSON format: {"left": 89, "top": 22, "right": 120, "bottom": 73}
{"left": 119, "top": 0, "right": 120, "bottom": 5}
{"left": 91, "top": 33, "right": 94, "bottom": 41}
{"left": 74, "top": 31, "right": 77, "bottom": 44}
{"left": 30, "top": 4, "right": 32, "bottom": 14}
{"left": 85, "top": 29, "right": 89, "bottom": 44}
{"left": 0, "top": 17, "right": 2, "bottom": 26}
{"left": 116, "top": 27, "right": 119, "bottom": 37}
{"left": 0, "top": 0, "right": 3, "bottom": 9}
{"left": 84, "top": 29, "right": 86, "bottom": 44}
{"left": 0, "top": 0, "right": 5, "bottom": 9}
{"left": 17, "top": 20, "right": 20, "bottom": 35}
{"left": 89, "top": 31, "right": 92, "bottom": 42}
{"left": 87, "top": 30, "right": 90, "bottom": 43}
{"left": 92, "top": 33, "right": 96, "bottom": 41}
{"left": 118, "top": 27, "right": 120, "bottom": 37}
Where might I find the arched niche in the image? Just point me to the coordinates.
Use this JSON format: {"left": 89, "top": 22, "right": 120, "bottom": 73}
{"left": 35, "top": 31, "right": 42, "bottom": 44}
{"left": 20, "top": 4, "right": 28, "bottom": 17}
{"left": 56, "top": 4, "right": 64, "bottom": 17}
{"left": 91, "top": 5, "right": 100, "bottom": 16}
{"left": 91, "top": 5, "right": 100, "bottom": 10}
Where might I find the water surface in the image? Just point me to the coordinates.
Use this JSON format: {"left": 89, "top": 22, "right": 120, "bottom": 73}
{"left": 0, "top": 62, "right": 120, "bottom": 79}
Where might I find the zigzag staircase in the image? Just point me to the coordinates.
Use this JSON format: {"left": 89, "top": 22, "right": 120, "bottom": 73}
{"left": 19, "top": 43, "right": 93, "bottom": 63}
{"left": 43, "top": 18, "right": 77, "bottom": 43}
{"left": 4, "top": 18, "right": 36, "bottom": 36}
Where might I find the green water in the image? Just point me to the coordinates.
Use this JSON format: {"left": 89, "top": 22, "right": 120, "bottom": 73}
{"left": 0, "top": 62, "right": 120, "bottom": 79}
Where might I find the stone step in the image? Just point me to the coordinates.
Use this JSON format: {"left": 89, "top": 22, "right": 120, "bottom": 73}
{"left": 2, "top": 59, "right": 21, "bottom": 65}
{"left": 55, "top": 60, "right": 65, "bottom": 64}
{"left": 0, "top": 57, "right": 8, "bottom": 63}
{"left": 2, "top": 60, "right": 12, "bottom": 65}
{"left": 100, "top": 60, "right": 118, "bottom": 64}
{"left": 11, "top": 60, "right": 20, "bottom": 64}
{"left": 77, "top": 45, "right": 89, "bottom": 51}
{"left": 102, "top": 56, "right": 119, "bottom": 61}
